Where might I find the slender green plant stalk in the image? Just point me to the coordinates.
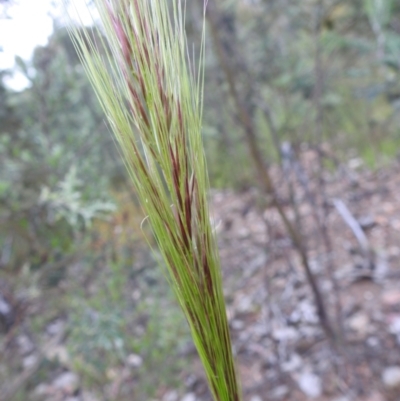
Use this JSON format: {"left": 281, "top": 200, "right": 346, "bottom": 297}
{"left": 66, "top": 1, "right": 242, "bottom": 400}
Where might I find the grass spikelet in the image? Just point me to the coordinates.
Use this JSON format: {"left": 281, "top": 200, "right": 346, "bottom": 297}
{"left": 65, "top": 1, "right": 242, "bottom": 400}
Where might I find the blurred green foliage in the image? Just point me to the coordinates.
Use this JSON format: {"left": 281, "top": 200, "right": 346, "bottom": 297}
{"left": 200, "top": 0, "right": 400, "bottom": 186}
{"left": 0, "top": 28, "right": 119, "bottom": 273}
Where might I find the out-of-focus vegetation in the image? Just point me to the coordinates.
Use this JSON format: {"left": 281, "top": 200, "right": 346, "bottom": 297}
{"left": 1, "top": 0, "right": 400, "bottom": 400}
{"left": 201, "top": 0, "right": 400, "bottom": 186}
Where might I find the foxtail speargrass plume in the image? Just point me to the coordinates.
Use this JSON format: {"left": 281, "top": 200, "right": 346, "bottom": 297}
{"left": 66, "top": 1, "right": 242, "bottom": 400}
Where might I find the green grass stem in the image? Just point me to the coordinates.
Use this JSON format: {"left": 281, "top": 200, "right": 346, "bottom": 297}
{"left": 65, "top": 1, "right": 242, "bottom": 400}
